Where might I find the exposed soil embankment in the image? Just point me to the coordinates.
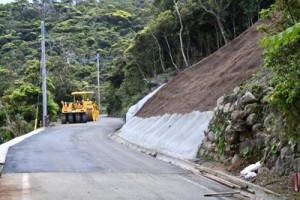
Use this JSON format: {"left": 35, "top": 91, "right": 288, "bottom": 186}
{"left": 137, "top": 21, "right": 265, "bottom": 118}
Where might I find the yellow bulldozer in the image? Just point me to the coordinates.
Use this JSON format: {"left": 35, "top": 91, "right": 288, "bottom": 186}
{"left": 61, "top": 91, "right": 99, "bottom": 124}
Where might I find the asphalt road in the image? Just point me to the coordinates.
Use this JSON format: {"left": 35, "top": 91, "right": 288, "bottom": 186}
{"left": 0, "top": 116, "right": 236, "bottom": 200}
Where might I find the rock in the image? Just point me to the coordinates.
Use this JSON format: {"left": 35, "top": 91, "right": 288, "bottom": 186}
{"left": 241, "top": 91, "right": 257, "bottom": 105}
{"left": 231, "top": 110, "right": 241, "bottom": 121}
{"left": 218, "top": 105, "right": 224, "bottom": 113}
{"left": 275, "top": 157, "right": 284, "bottom": 175}
{"left": 254, "top": 132, "right": 269, "bottom": 141}
{"left": 213, "top": 107, "right": 219, "bottom": 115}
{"left": 231, "top": 154, "right": 240, "bottom": 165}
{"left": 284, "top": 168, "right": 291, "bottom": 176}
{"left": 207, "top": 131, "right": 215, "bottom": 142}
{"left": 252, "top": 123, "right": 262, "bottom": 132}
{"left": 296, "top": 142, "right": 300, "bottom": 153}
{"left": 264, "top": 113, "right": 274, "bottom": 128}
{"left": 239, "top": 133, "right": 248, "bottom": 142}
{"left": 211, "top": 143, "right": 216, "bottom": 152}
{"left": 258, "top": 167, "right": 270, "bottom": 174}
{"left": 260, "top": 95, "right": 269, "bottom": 104}
{"left": 244, "top": 103, "right": 259, "bottom": 116}
{"left": 229, "top": 103, "right": 235, "bottom": 112}
{"left": 239, "top": 139, "right": 255, "bottom": 153}
{"left": 204, "top": 141, "right": 213, "bottom": 151}
{"left": 246, "top": 113, "right": 258, "bottom": 126}
{"left": 264, "top": 135, "right": 273, "bottom": 146}
{"left": 199, "top": 148, "right": 206, "bottom": 157}
{"left": 226, "top": 94, "right": 237, "bottom": 103}
{"left": 235, "top": 95, "right": 242, "bottom": 110}
{"left": 224, "top": 124, "right": 238, "bottom": 144}
{"left": 225, "top": 143, "right": 231, "bottom": 153}
{"left": 280, "top": 146, "right": 293, "bottom": 160}
{"left": 293, "top": 158, "right": 300, "bottom": 173}
{"left": 223, "top": 103, "right": 231, "bottom": 113}
{"left": 217, "top": 96, "right": 224, "bottom": 107}
{"left": 263, "top": 87, "right": 274, "bottom": 94}
{"left": 239, "top": 110, "right": 247, "bottom": 119}
{"left": 233, "top": 87, "right": 240, "bottom": 95}
{"left": 233, "top": 122, "right": 247, "bottom": 132}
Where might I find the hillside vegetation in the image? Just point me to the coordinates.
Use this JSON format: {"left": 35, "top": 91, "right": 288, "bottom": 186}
{"left": 0, "top": 0, "right": 275, "bottom": 143}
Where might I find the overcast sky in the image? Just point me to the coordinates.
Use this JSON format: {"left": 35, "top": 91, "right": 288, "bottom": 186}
{"left": 1, "top": 0, "right": 33, "bottom": 4}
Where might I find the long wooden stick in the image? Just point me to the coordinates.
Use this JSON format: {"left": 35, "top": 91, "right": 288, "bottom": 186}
{"left": 204, "top": 191, "right": 240, "bottom": 197}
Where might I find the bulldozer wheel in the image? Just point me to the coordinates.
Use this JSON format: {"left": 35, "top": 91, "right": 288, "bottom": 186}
{"left": 61, "top": 114, "right": 66, "bottom": 124}
{"left": 75, "top": 114, "right": 81, "bottom": 123}
{"left": 82, "top": 113, "right": 88, "bottom": 123}
{"left": 68, "top": 114, "right": 74, "bottom": 123}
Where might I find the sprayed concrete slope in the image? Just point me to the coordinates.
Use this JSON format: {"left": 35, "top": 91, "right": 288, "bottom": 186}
{"left": 118, "top": 111, "right": 213, "bottom": 159}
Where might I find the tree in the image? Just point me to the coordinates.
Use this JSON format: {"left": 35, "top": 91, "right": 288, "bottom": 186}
{"left": 259, "top": 0, "right": 300, "bottom": 138}
{"left": 198, "top": 0, "right": 232, "bottom": 44}
{"left": 173, "top": 0, "right": 189, "bottom": 67}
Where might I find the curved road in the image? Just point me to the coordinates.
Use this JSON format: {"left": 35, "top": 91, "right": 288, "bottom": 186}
{"left": 0, "top": 116, "right": 235, "bottom": 200}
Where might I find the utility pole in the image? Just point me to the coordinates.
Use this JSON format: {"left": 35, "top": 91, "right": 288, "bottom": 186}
{"left": 41, "top": 21, "right": 47, "bottom": 127}
{"left": 96, "top": 53, "right": 101, "bottom": 111}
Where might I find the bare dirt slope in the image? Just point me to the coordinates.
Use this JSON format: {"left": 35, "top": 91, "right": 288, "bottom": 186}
{"left": 137, "top": 21, "right": 265, "bottom": 118}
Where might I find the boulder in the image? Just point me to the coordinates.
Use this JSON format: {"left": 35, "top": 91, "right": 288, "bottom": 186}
{"left": 244, "top": 103, "right": 259, "bottom": 116}
{"left": 233, "top": 87, "right": 240, "bottom": 95}
{"left": 239, "top": 133, "right": 248, "bottom": 142}
{"left": 293, "top": 158, "right": 300, "bottom": 173}
{"left": 241, "top": 91, "right": 257, "bottom": 105}
{"left": 223, "top": 103, "right": 231, "bottom": 113}
{"left": 235, "top": 95, "right": 242, "bottom": 110}
{"left": 263, "top": 87, "right": 274, "bottom": 94}
{"left": 264, "top": 113, "right": 274, "bottom": 128}
{"left": 217, "top": 96, "right": 224, "bottom": 107}
{"left": 296, "top": 142, "right": 300, "bottom": 153}
{"left": 280, "top": 146, "right": 293, "bottom": 160}
{"left": 233, "top": 122, "right": 247, "bottom": 132}
{"left": 239, "top": 138, "right": 255, "bottom": 153}
{"left": 252, "top": 123, "right": 262, "bottom": 132}
{"left": 260, "top": 95, "right": 268, "bottom": 104}
{"left": 231, "top": 110, "right": 241, "bottom": 121}
{"left": 207, "top": 131, "right": 215, "bottom": 142}
{"left": 224, "top": 124, "right": 238, "bottom": 144}
{"left": 231, "top": 154, "right": 241, "bottom": 165}
{"left": 239, "top": 110, "right": 247, "bottom": 119}
{"left": 246, "top": 113, "right": 258, "bottom": 126}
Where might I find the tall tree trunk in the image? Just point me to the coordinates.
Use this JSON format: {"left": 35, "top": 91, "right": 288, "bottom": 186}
{"left": 151, "top": 33, "right": 165, "bottom": 72}
{"left": 164, "top": 33, "right": 179, "bottom": 71}
{"left": 232, "top": 1, "right": 236, "bottom": 38}
{"left": 215, "top": 15, "right": 229, "bottom": 44}
{"left": 173, "top": 0, "right": 189, "bottom": 68}
{"left": 199, "top": 0, "right": 230, "bottom": 44}
{"left": 214, "top": 24, "right": 220, "bottom": 49}
{"left": 186, "top": 28, "right": 191, "bottom": 65}
{"left": 0, "top": 99, "right": 14, "bottom": 136}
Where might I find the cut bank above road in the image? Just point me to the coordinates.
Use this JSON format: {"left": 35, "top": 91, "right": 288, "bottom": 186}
{"left": 136, "top": 21, "right": 264, "bottom": 118}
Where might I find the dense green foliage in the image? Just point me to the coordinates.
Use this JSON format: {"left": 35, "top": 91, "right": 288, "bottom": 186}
{"left": 0, "top": 0, "right": 275, "bottom": 143}
{"left": 259, "top": 0, "right": 300, "bottom": 140}
{"left": 0, "top": 0, "right": 151, "bottom": 142}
